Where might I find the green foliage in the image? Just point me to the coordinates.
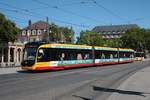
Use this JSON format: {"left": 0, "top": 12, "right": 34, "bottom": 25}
{"left": 120, "top": 28, "right": 150, "bottom": 51}
{"left": 59, "top": 26, "right": 74, "bottom": 44}
{"left": 44, "top": 23, "right": 74, "bottom": 43}
{"left": 0, "top": 13, "right": 20, "bottom": 42}
{"left": 76, "top": 30, "right": 104, "bottom": 46}
{"left": 104, "top": 38, "right": 121, "bottom": 47}
{"left": 143, "top": 29, "right": 150, "bottom": 52}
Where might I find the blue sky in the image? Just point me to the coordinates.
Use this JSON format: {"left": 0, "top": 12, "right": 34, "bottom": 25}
{"left": 0, "top": 0, "right": 150, "bottom": 37}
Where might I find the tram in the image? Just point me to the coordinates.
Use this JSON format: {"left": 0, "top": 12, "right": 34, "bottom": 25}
{"left": 21, "top": 42, "right": 135, "bottom": 70}
{"left": 135, "top": 51, "right": 145, "bottom": 61}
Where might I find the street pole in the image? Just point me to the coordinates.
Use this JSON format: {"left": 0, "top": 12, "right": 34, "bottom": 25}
{"left": 117, "top": 40, "right": 120, "bottom": 63}
{"left": 92, "top": 45, "right": 95, "bottom": 65}
{"left": 60, "top": 32, "right": 63, "bottom": 43}
{"left": 91, "top": 35, "right": 95, "bottom": 65}
{"left": 117, "top": 46, "right": 120, "bottom": 63}
{"left": 46, "top": 17, "right": 50, "bottom": 43}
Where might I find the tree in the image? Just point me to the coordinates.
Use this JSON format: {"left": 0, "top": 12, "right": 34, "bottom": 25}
{"left": 104, "top": 38, "right": 121, "bottom": 47}
{"left": 59, "top": 26, "right": 74, "bottom": 44}
{"left": 49, "top": 23, "right": 60, "bottom": 42}
{"left": 43, "top": 23, "right": 74, "bottom": 43}
{"left": 120, "top": 28, "right": 146, "bottom": 51}
{"left": 0, "top": 13, "right": 20, "bottom": 42}
{"left": 76, "top": 30, "right": 104, "bottom": 46}
{"left": 143, "top": 29, "right": 150, "bottom": 52}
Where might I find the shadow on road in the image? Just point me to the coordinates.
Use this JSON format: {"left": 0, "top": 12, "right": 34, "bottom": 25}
{"left": 93, "top": 86, "right": 150, "bottom": 97}
{"left": 17, "top": 70, "right": 38, "bottom": 74}
{"left": 17, "top": 70, "right": 58, "bottom": 74}
{"left": 72, "top": 95, "right": 91, "bottom": 100}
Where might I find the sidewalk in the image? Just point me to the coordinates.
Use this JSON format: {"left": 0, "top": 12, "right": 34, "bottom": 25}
{"left": 107, "top": 66, "right": 150, "bottom": 100}
{"left": 0, "top": 67, "right": 21, "bottom": 75}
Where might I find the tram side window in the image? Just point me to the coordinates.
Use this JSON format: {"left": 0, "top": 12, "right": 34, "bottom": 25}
{"left": 70, "top": 53, "right": 76, "bottom": 60}
{"left": 77, "top": 53, "right": 83, "bottom": 60}
{"left": 37, "top": 48, "right": 93, "bottom": 61}
{"left": 58, "top": 52, "right": 66, "bottom": 61}
{"left": 37, "top": 48, "right": 50, "bottom": 62}
{"left": 119, "top": 52, "right": 132, "bottom": 58}
{"left": 75, "top": 49, "right": 92, "bottom": 60}
{"left": 95, "top": 50, "right": 101, "bottom": 59}
{"left": 127, "top": 52, "right": 134, "bottom": 58}
{"left": 84, "top": 53, "right": 90, "bottom": 59}
{"left": 130, "top": 53, "right": 134, "bottom": 58}
{"left": 110, "top": 54, "right": 113, "bottom": 59}
{"left": 101, "top": 53, "right": 105, "bottom": 59}
{"left": 83, "top": 50, "right": 92, "bottom": 60}
{"left": 104, "top": 51, "right": 110, "bottom": 59}
{"left": 53, "top": 49, "right": 76, "bottom": 61}
{"left": 135, "top": 52, "right": 144, "bottom": 57}
{"left": 119, "top": 52, "right": 124, "bottom": 58}
{"left": 100, "top": 51, "right": 117, "bottom": 59}
{"left": 54, "top": 49, "right": 66, "bottom": 61}
{"left": 95, "top": 50, "right": 117, "bottom": 59}
{"left": 112, "top": 51, "right": 118, "bottom": 59}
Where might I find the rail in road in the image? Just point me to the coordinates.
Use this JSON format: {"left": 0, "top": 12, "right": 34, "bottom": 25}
{"left": 0, "top": 61, "right": 150, "bottom": 100}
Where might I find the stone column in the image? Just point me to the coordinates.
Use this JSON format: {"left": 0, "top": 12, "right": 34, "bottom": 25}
{"left": 8, "top": 47, "right": 10, "bottom": 66}
{"left": 18, "top": 48, "right": 21, "bottom": 63}
{"left": 1, "top": 48, "right": 4, "bottom": 67}
{"left": 13, "top": 47, "right": 16, "bottom": 67}
{"left": 0, "top": 48, "right": 1, "bottom": 62}
{"left": 16, "top": 48, "right": 18, "bottom": 63}
{"left": 20, "top": 48, "right": 23, "bottom": 62}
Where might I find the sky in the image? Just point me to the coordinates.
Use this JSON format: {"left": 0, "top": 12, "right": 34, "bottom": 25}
{"left": 0, "top": 0, "right": 150, "bottom": 37}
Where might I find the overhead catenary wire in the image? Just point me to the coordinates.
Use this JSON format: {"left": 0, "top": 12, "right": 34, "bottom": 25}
{"left": 5, "top": 14, "right": 28, "bottom": 24}
{"left": 0, "top": 1, "right": 30, "bottom": 12}
{"left": 91, "top": 0, "right": 127, "bottom": 22}
{"left": 127, "top": 17, "right": 150, "bottom": 24}
{"left": 1, "top": 0, "right": 143, "bottom": 28}
{"left": 0, "top": 2, "right": 91, "bottom": 28}
{"left": 32, "top": 0, "right": 107, "bottom": 24}
{"left": 29, "top": 1, "right": 89, "bottom": 10}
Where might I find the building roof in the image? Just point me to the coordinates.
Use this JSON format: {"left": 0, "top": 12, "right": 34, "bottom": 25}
{"left": 92, "top": 24, "right": 139, "bottom": 33}
{"left": 22, "top": 21, "right": 48, "bottom": 30}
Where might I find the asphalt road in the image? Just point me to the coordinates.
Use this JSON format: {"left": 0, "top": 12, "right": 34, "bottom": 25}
{"left": 0, "top": 61, "right": 150, "bottom": 100}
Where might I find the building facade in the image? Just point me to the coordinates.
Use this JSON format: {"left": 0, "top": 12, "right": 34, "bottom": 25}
{"left": 0, "top": 20, "right": 74, "bottom": 67}
{"left": 18, "top": 20, "right": 48, "bottom": 44}
{"left": 0, "top": 42, "right": 24, "bottom": 67}
{"left": 0, "top": 20, "right": 48, "bottom": 67}
{"left": 92, "top": 24, "right": 138, "bottom": 39}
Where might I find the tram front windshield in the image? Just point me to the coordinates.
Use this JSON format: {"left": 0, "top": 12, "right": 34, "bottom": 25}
{"left": 23, "top": 47, "right": 37, "bottom": 61}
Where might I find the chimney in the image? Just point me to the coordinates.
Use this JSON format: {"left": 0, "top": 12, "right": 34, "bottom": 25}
{"left": 28, "top": 20, "right": 32, "bottom": 28}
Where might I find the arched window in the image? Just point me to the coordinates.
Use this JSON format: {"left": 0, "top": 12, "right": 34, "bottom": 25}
{"left": 37, "top": 30, "right": 42, "bottom": 35}
{"left": 22, "top": 30, "right": 26, "bottom": 36}
{"left": 32, "top": 30, "right": 36, "bottom": 35}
